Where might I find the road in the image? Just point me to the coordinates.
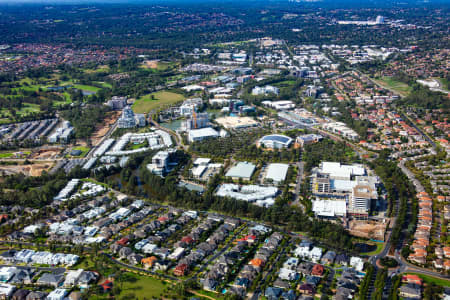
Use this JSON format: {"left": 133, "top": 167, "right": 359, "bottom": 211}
{"left": 190, "top": 223, "right": 248, "bottom": 280}
{"left": 398, "top": 110, "right": 437, "bottom": 148}
{"left": 103, "top": 253, "right": 179, "bottom": 281}
{"left": 149, "top": 119, "right": 184, "bottom": 149}
{"left": 358, "top": 69, "right": 450, "bottom": 288}
{"left": 85, "top": 120, "right": 119, "bottom": 159}
{"left": 292, "top": 161, "right": 305, "bottom": 211}
{"left": 249, "top": 238, "right": 290, "bottom": 300}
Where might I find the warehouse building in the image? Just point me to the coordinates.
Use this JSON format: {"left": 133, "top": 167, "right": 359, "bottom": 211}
{"left": 188, "top": 127, "right": 219, "bottom": 143}
{"left": 264, "top": 163, "right": 289, "bottom": 184}
{"left": 225, "top": 162, "right": 256, "bottom": 181}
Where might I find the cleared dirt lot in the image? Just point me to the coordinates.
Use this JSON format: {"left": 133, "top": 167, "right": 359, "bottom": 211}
{"left": 29, "top": 148, "right": 63, "bottom": 160}
{"left": 90, "top": 111, "right": 121, "bottom": 146}
{"left": 0, "top": 162, "right": 53, "bottom": 176}
{"left": 142, "top": 60, "right": 159, "bottom": 69}
{"left": 349, "top": 220, "right": 387, "bottom": 241}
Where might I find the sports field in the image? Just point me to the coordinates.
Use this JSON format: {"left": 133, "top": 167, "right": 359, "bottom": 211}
{"left": 132, "top": 91, "right": 185, "bottom": 114}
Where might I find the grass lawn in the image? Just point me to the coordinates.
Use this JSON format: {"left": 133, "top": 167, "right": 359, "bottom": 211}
{"left": 98, "top": 82, "right": 112, "bottom": 88}
{"left": 155, "top": 61, "right": 173, "bottom": 71}
{"left": 0, "top": 103, "right": 42, "bottom": 120}
{"left": 132, "top": 91, "right": 185, "bottom": 114}
{"left": 274, "top": 80, "right": 297, "bottom": 87}
{"left": 72, "top": 84, "right": 101, "bottom": 92}
{"left": 84, "top": 65, "right": 110, "bottom": 74}
{"left": 52, "top": 91, "right": 72, "bottom": 107}
{"left": 405, "top": 272, "right": 450, "bottom": 287}
{"left": 0, "top": 152, "right": 14, "bottom": 158}
{"left": 194, "top": 289, "right": 224, "bottom": 299}
{"left": 141, "top": 60, "right": 174, "bottom": 71}
{"left": 0, "top": 151, "right": 30, "bottom": 158}
{"left": 81, "top": 178, "right": 110, "bottom": 188}
{"left": 374, "top": 77, "right": 412, "bottom": 96}
{"left": 435, "top": 77, "right": 450, "bottom": 92}
{"left": 12, "top": 84, "right": 40, "bottom": 92}
{"left": 20, "top": 103, "right": 41, "bottom": 115}
{"left": 116, "top": 273, "right": 168, "bottom": 299}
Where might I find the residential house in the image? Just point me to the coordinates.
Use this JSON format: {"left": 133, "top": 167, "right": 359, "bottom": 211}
{"left": 297, "top": 262, "right": 314, "bottom": 275}
{"left": 278, "top": 268, "right": 297, "bottom": 281}
{"left": 141, "top": 257, "right": 157, "bottom": 269}
{"left": 311, "top": 264, "right": 325, "bottom": 277}
{"left": 174, "top": 264, "right": 188, "bottom": 276}
{"left": 202, "top": 278, "right": 218, "bottom": 292}
{"left": 298, "top": 283, "right": 315, "bottom": 295}
{"left": 37, "top": 272, "right": 64, "bottom": 287}
{"left": 402, "top": 274, "right": 423, "bottom": 285}
{"left": 335, "top": 253, "right": 349, "bottom": 266}
{"left": 399, "top": 284, "right": 421, "bottom": 299}
{"left": 265, "top": 287, "right": 283, "bottom": 300}
{"left": 321, "top": 251, "right": 336, "bottom": 264}
{"left": 46, "top": 289, "right": 68, "bottom": 300}
{"left": 128, "top": 253, "right": 143, "bottom": 265}
{"left": 283, "top": 257, "right": 299, "bottom": 270}
{"left": 25, "top": 291, "right": 47, "bottom": 300}
{"left": 272, "top": 279, "right": 291, "bottom": 290}
{"left": 281, "top": 290, "right": 297, "bottom": 300}
{"left": 118, "top": 247, "right": 133, "bottom": 259}
{"left": 11, "top": 289, "right": 29, "bottom": 300}
{"left": 98, "top": 280, "right": 113, "bottom": 293}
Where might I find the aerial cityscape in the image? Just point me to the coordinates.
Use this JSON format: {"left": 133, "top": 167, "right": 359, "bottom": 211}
{"left": 0, "top": 0, "right": 448, "bottom": 299}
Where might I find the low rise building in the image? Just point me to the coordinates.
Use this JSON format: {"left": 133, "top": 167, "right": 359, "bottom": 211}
{"left": 188, "top": 127, "right": 219, "bottom": 143}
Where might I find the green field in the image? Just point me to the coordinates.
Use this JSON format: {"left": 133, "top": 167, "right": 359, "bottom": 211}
{"left": 132, "top": 91, "right": 185, "bottom": 114}
{"left": 84, "top": 65, "right": 110, "bottom": 74}
{"left": 0, "top": 103, "right": 41, "bottom": 120}
{"left": 374, "top": 77, "right": 412, "bottom": 96}
{"left": 72, "top": 84, "right": 101, "bottom": 92}
{"left": 0, "top": 151, "right": 31, "bottom": 158}
{"left": 405, "top": 272, "right": 450, "bottom": 287}
{"left": 98, "top": 82, "right": 112, "bottom": 88}
{"left": 274, "top": 80, "right": 296, "bottom": 87}
{"left": 435, "top": 77, "right": 450, "bottom": 92}
{"left": 121, "top": 274, "right": 166, "bottom": 299}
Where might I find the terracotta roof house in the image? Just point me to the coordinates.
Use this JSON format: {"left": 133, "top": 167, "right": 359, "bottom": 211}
{"left": 116, "top": 237, "right": 130, "bottom": 246}
{"left": 174, "top": 264, "right": 188, "bottom": 276}
{"left": 402, "top": 274, "right": 423, "bottom": 285}
{"left": 249, "top": 258, "right": 265, "bottom": 268}
{"left": 311, "top": 264, "right": 324, "bottom": 277}
{"left": 141, "top": 256, "right": 158, "bottom": 269}
{"left": 99, "top": 280, "right": 113, "bottom": 293}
